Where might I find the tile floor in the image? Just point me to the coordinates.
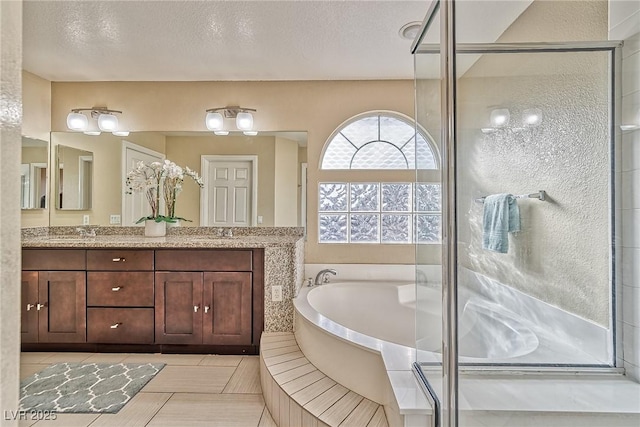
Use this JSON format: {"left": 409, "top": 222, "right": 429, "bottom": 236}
{"left": 19, "top": 352, "right": 276, "bottom": 427}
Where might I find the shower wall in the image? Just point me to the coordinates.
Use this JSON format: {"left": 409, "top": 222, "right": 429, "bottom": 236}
{"left": 610, "top": 0, "right": 640, "bottom": 381}
{"left": 456, "top": 51, "right": 612, "bottom": 327}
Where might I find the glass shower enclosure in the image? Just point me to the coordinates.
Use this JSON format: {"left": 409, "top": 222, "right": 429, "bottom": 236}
{"left": 413, "top": 1, "right": 621, "bottom": 426}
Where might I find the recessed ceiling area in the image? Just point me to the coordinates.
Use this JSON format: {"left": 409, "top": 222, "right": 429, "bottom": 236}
{"left": 23, "top": 1, "right": 532, "bottom": 82}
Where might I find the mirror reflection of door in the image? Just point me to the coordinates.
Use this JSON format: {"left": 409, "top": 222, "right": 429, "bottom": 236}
{"left": 201, "top": 156, "right": 257, "bottom": 227}
{"left": 122, "top": 141, "right": 165, "bottom": 226}
{"left": 21, "top": 136, "right": 49, "bottom": 210}
{"left": 56, "top": 145, "right": 93, "bottom": 210}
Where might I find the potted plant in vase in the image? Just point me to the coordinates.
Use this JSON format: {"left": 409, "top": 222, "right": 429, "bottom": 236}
{"left": 125, "top": 161, "right": 173, "bottom": 236}
{"left": 162, "top": 160, "right": 204, "bottom": 227}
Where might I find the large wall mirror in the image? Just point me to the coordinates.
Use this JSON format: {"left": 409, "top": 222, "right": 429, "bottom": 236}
{"left": 56, "top": 145, "right": 94, "bottom": 210}
{"left": 49, "top": 131, "right": 307, "bottom": 227}
{"left": 21, "top": 136, "right": 49, "bottom": 210}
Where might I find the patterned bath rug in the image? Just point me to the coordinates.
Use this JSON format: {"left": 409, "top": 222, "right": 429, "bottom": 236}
{"left": 20, "top": 362, "right": 165, "bottom": 414}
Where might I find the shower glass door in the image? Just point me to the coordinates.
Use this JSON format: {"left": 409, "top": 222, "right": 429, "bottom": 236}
{"left": 413, "top": 1, "right": 619, "bottom": 426}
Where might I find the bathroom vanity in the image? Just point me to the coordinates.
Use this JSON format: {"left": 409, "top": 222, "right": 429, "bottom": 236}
{"left": 21, "top": 228, "right": 304, "bottom": 355}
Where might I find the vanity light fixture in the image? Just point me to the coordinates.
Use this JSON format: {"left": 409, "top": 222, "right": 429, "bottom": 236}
{"left": 205, "top": 106, "right": 258, "bottom": 135}
{"left": 66, "top": 107, "right": 129, "bottom": 136}
{"left": 482, "top": 107, "right": 544, "bottom": 140}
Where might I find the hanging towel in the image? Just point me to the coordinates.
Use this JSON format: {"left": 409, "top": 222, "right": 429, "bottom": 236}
{"left": 482, "top": 193, "right": 520, "bottom": 253}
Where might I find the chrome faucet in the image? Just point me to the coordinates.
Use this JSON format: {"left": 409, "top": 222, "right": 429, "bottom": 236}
{"left": 76, "top": 227, "right": 97, "bottom": 238}
{"left": 314, "top": 269, "right": 337, "bottom": 286}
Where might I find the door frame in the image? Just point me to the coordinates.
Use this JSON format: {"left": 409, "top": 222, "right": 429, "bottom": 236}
{"left": 121, "top": 141, "right": 165, "bottom": 224}
{"left": 200, "top": 155, "right": 258, "bottom": 227}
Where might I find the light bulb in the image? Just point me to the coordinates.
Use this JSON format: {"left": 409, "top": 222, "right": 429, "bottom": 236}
{"left": 98, "top": 113, "right": 119, "bottom": 131}
{"left": 489, "top": 108, "right": 510, "bottom": 127}
{"left": 236, "top": 112, "right": 253, "bottom": 131}
{"left": 205, "top": 112, "right": 224, "bottom": 131}
{"left": 523, "top": 108, "right": 542, "bottom": 127}
{"left": 66, "top": 112, "right": 88, "bottom": 131}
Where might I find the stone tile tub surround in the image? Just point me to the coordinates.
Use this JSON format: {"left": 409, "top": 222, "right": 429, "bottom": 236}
{"left": 21, "top": 226, "right": 304, "bottom": 333}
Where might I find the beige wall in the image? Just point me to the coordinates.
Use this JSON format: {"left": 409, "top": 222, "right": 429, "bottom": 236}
{"left": 50, "top": 80, "right": 423, "bottom": 264}
{"left": 1, "top": 0, "right": 22, "bottom": 421}
{"left": 21, "top": 71, "right": 51, "bottom": 227}
{"left": 274, "top": 137, "right": 299, "bottom": 226}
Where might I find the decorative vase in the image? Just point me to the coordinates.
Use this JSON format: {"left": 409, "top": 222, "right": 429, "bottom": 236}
{"left": 145, "top": 220, "right": 166, "bottom": 237}
{"left": 166, "top": 219, "right": 181, "bottom": 228}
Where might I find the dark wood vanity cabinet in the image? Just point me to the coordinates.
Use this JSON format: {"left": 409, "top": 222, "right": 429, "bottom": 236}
{"left": 86, "top": 250, "right": 155, "bottom": 344}
{"left": 21, "top": 247, "right": 264, "bottom": 354}
{"left": 154, "top": 250, "right": 254, "bottom": 347}
{"left": 21, "top": 250, "right": 87, "bottom": 344}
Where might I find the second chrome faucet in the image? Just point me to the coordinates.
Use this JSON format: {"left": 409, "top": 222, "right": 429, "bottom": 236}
{"left": 313, "top": 268, "right": 337, "bottom": 286}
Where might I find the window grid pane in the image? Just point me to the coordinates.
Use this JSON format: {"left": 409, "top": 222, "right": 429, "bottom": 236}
{"left": 319, "top": 181, "right": 441, "bottom": 244}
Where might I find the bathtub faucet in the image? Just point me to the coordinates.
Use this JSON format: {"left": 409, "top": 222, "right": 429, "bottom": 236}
{"left": 314, "top": 269, "right": 337, "bottom": 286}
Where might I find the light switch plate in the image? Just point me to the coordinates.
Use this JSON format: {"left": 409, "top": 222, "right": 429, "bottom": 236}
{"left": 272, "top": 285, "right": 283, "bottom": 302}
{"left": 110, "top": 214, "right": 121, "bottom": 224}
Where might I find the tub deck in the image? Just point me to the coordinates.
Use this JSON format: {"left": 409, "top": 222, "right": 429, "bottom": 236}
{"left": 260, "top": 332, "right": 388, "bottom": 427}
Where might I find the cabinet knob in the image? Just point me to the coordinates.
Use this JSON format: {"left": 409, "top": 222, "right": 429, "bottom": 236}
{"left": 204, "top": 306, "right": 210, "bottom": 313}
{"left": 111, "top": 286, "right": 122, "bottom": 292}
{"left": 112, "top": 257, "right": 126, "bottom": 262}
{"left": 36, "top": 302, "right": 47, "bottom": 311}
{"left": 194, "top": 305, "right": 199, "bottom": 313}
{"left": 26, "top": 303, "right": 35, "bottom": 311}
{"left": 110, "top": 323, "right": 122, "bottom": 329}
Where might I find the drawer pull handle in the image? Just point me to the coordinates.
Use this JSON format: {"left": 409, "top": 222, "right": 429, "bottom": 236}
{"left": 110, "top": 323, "right": 122, "bottom": 329}
{"left": 111, "top": 286, "right": 122, "bottom": 292}
{"left": 194, "top": 305, "right": 199, "bottom": 313}
{"left": 112, "top": 257, "right": 126, "bottom": 262}
{"left": 26, "top": 303, "right": 35, "bottom": 311}
{"left": 36, "top": 302, "right": 47, "bottom": 311}
{"left": 204, "top": 306, "right": 210, "bottom": 313}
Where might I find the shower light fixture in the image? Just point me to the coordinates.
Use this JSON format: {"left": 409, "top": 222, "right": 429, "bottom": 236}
{"left": 490, "top": 108, "right": 510, "bottom": 127}
{"left": 522, "top": 108, "right": 543, "bottom": 127}
{"left": 205, "top": 106, "right": 257, "bottom": 135}
{"left": 66, "top": 107, "right": 129, "bottom": 136}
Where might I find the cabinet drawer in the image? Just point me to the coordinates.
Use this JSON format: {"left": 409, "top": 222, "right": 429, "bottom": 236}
{"left": 87, "top": 250, "right": 154, "bottom": 271}
{"left": 87, "top": 272, "right": 154, "bottom": 307}
{"left": 22, "top": 249, "right": 86, "bottom": 271}
{"left": 155, "top": 250, "right": 252, "bottom": 271}
{"left": 87, "top": 308, "right": 154, "bottom": 344}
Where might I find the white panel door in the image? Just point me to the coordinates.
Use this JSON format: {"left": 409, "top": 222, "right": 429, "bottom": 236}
{"left": 122, "top": 142, "right": 165, "bottom": 226}
{"left": 207, "top": 161, "right": 252, "bottom": 226}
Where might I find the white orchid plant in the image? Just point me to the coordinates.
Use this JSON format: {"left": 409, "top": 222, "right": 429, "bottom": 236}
{"left": 125, "top": 160, "right": 204, "bottom": 224}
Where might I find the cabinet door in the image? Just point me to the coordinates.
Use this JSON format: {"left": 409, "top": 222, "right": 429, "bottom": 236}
{"left": 37, "top": 271, "right": 87, "bottom": 343}
{"left": 21, "top": 272, "right": 39, "bottom": 343}
{"left": 202, "top": 272, "right": 252, "bottom": 345}
{"left": 155, "top": 272, "right": 203, "bottom": 344}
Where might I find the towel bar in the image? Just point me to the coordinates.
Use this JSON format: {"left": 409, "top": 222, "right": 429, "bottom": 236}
{"left": 475, "top": 190, "right": 546, "bottom": 203}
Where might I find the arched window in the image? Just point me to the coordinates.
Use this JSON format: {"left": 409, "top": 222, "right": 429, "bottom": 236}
{"left": 318, "top": 112, "right": 441, "bottom": 244}
{"left": 320, "top": 112, "right": 438, "bottom": 170}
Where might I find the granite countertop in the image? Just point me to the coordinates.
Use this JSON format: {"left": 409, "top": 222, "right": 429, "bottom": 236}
{"left": 21, "top": 227, "right": 305, "bottom": 249}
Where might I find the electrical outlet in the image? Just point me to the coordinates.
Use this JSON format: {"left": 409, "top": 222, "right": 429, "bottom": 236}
{"left": 257, "top": 215, "right": 263, "bottom": 224}
{"left": 110, "top": 214, "right": 121, "bottom": 224}
{"left": 83, "top": 215, "right": 90, "bottom": 225}
{"left": 272, "top": 285, "right": 283, "bottom": 302}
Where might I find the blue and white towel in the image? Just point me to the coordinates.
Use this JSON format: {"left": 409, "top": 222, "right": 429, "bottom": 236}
{"left": 482, "top": 193, "right": 520, "bottom": 253}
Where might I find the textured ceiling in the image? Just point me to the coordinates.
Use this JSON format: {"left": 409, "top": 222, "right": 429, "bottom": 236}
{"left": 23, "top": 1, "right": 532, "bottom": 82}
